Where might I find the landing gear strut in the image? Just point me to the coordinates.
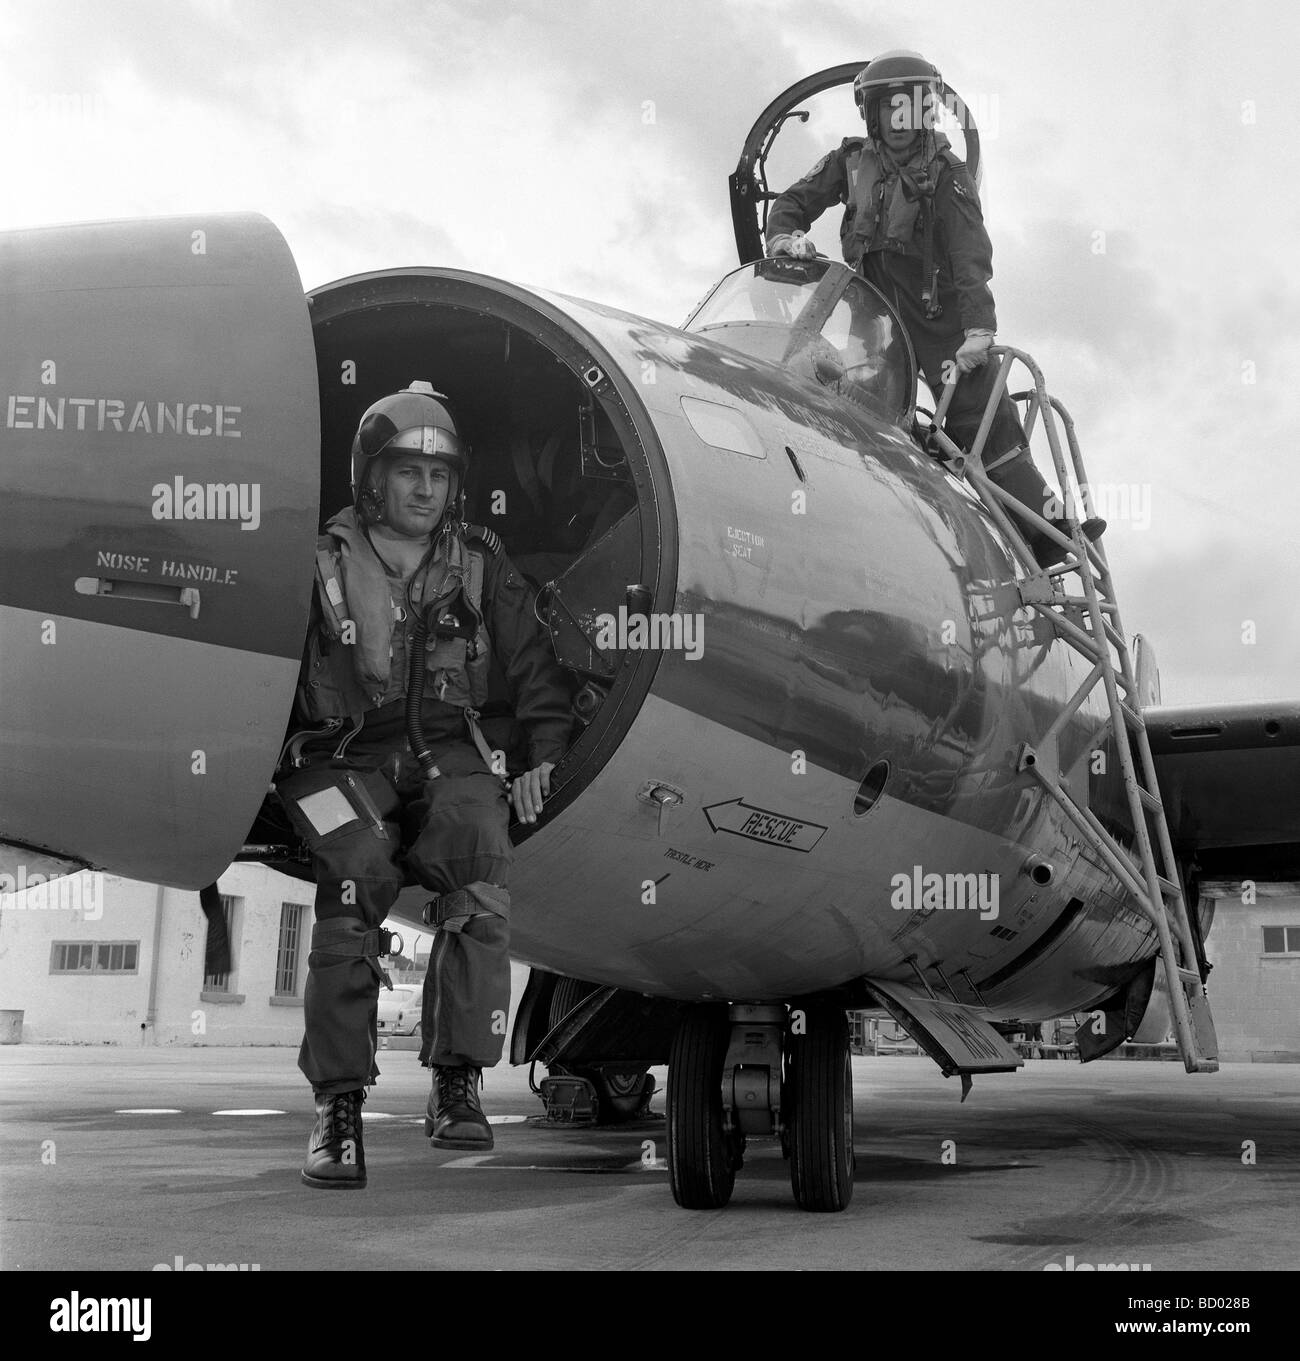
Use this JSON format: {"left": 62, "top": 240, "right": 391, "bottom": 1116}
{"left": 665, "top": 999, "right": 855, "bottom": 1211}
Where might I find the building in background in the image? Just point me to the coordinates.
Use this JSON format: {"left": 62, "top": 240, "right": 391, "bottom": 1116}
{"left": 0, "top": 863, "right": 317, "bottom": 1044}
{"left": 0, "top": 862, "right": 526, "bottom": 1047}
{"left": 1199, "top": 880, "right": 1300, "bottom": 1062}
{"left": 2, "top": 871, "right": 1297, "bottom": 1061}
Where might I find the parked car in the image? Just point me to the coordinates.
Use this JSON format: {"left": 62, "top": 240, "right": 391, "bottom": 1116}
{"left": 377, "top": 984, "right": 422, "bottom": 1037}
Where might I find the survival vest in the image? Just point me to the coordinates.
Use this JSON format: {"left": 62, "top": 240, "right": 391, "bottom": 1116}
{"left": 297, "top": 508, "right": 499, "bottom": 726}
{"left": 840, "top": 135, "right": 963, "bottom": 318}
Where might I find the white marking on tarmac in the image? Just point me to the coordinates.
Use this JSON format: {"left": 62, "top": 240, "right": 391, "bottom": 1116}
{"left": 435, "top": 1158, "right": 667, "bottom": 1173}
{"left": 488, "top": 1115, "right": 527, "bottom": 1125}
{"left": 115, "top": 1108, "right": 182, "bottom": 1115}
{"left": 211, "top": 1109, "right": 287, "bottom": 1116}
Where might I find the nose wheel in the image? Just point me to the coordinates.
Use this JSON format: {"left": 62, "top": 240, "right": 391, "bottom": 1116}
{"left": 786, "top": 1002, "right": 855, "bottom": 1212}
{"left": 665, "top": 999, "right": 855, "bottom": 1211}
{"left": 666, "top": 1004, "right": 743, "bottom": 1209}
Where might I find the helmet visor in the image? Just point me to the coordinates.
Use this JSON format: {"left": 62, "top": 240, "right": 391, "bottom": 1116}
{"left": 377, "top": 424, "right": 465, "bottom": 464}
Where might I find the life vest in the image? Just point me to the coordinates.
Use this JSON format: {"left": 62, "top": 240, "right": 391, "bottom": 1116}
{"left": 297, "top": 507, "right": 494, "bottom": 725}
{"left": 840, "top": 134, "right": 961, "bottom": 317}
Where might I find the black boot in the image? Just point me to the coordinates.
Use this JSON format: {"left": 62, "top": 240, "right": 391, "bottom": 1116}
{"left": 425, "top": 1065, "right": 493, "bottom": 1150}
{"left": 301, "top": 1088, "right": 366, "bottom": 1189}
{"left": 1033, "top": 515, "right": 1108, "bottom": 569}
{"left": 1081, "top": 515, "right": 1107, "bottom": 542}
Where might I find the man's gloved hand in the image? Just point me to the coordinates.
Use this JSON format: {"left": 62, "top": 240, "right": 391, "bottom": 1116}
{"left": 954, "top": 329, "right": 994, "bottom": 373}
{"left": 768, "top": 229, "right": 816, "bottom": 260}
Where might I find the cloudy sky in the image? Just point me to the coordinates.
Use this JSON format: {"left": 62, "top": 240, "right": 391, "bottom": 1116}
{"left": 3, "top": 0, "right": 1296, "bottom": 704}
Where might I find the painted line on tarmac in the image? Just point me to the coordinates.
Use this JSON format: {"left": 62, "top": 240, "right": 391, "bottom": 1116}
{"left": 435, "top": 1158, "right": 667, "bottom": 1173}
{"left": 362, "top": 1113, "right": 529, "bottom": 1125}
{"left": 115, "top": 1109, "right": 531, "bottom": 1123}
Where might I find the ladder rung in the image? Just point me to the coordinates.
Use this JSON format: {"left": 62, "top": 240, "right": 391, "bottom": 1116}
{"left": 1176, "top": 967, "right": 1201, "bottom": 987}
{"left": 1137, "top": 787, "right": 1163, "bottom": 813}
{"left": 1114, "top": 849, "right": 1180, "bottom": 907}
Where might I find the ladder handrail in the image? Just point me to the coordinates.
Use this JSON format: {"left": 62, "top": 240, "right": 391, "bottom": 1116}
{"left": 920, "top": 348, "right": 1218, "bottom": 1074}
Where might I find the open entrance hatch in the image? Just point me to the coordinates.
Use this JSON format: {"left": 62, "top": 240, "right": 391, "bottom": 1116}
{"left": 296, "top": 268, "right": 674, "bottom": 825}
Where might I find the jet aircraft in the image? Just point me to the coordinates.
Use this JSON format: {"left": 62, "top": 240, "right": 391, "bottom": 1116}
{"left": 2, "top": 65, "right": 1296, "bottom": 1212}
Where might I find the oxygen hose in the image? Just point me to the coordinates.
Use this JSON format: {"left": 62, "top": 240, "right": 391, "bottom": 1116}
{"left": 405, "top": 605, "right": 439, "bottom": 779}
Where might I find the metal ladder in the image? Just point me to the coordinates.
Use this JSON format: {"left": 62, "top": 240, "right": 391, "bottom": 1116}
{"left": 923, "top": 346, "right": 1218, "bottom": 1074}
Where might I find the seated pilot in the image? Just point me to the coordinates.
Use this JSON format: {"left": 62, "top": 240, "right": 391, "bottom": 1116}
{"left": 276, "top": 382, "right": 573, "bottom": 1188}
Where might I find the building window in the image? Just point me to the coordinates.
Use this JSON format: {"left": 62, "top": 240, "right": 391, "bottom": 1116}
{"left": 51, "top": 941, "right": 139, "bottom": 974}
{"left": 204, "top": 893, "right": 241, "bottom": 992}
{"left": 275, "top": 902, "right": 307, "bottom": 997}
{"left": 1262, "top": 926, "right": 1300, "bottom": 954}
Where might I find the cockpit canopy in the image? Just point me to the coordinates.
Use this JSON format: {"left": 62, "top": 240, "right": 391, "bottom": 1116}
{"left": 683, "top": 257, "right": 916, "bottom": 426}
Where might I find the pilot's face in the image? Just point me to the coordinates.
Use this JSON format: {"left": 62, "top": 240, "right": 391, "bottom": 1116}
{"left": 878, "top": 90, "right": 923, "bottom": 155}
{"left": 380, "top": 456, "right": 453, "bottom": 537}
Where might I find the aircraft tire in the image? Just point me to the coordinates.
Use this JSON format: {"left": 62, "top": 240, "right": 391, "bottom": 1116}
{"left": 666, "top": 1005, "right": 736, "bottom": 1209}
{"left": 788, "top": 1003, "right": 855, "bottom": 1212}
{"left": 549, "top": 974, "right": 598, "bottom": 1026}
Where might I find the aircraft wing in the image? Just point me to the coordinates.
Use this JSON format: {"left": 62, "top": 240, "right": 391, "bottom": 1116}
{"left": 1146, "top": 700, "right": 1300, "bottom": 859}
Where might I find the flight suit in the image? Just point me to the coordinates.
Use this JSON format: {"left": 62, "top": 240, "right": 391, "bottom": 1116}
{"left": 277, "top": 508, "right": 573, "bottom": 1096}
{"left": 768, "top": 137, "right": 1059, "bottom": 543}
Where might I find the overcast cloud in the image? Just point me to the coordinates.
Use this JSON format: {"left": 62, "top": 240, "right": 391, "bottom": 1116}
{"left": 2, "top": 0, "right": 1296, "bottom": 702}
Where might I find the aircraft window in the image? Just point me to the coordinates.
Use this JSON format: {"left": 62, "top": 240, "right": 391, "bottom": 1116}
{"left": 680, "top": 395, "right": 765, "bottom": 458}
{"left": 819, "top": 287, "right": 911, "bottom": 416}
{"left": 688, "top": 266, "right": 816, "bottom": 329}
{"left": 853, "top": 760, "right": 890, "bottom": 816}
{"left": 685, "top": 260, "right": 914, "bottom": 426}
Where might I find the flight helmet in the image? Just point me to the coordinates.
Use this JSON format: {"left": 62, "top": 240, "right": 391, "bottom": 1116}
{"left": 853, "top": 49, "right": 944, "bottom": 143}
{"left": 350, "top": 381, "right": 468, "bottom": 524}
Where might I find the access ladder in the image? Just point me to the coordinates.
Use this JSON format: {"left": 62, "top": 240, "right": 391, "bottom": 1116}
{"left": 922, "top": 346, "right": 1218, "bottom": 1074}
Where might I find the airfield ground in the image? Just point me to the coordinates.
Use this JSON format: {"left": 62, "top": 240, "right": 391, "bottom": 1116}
{"left": 1, "top": 1046, "right": 1296, "bottom": 1272}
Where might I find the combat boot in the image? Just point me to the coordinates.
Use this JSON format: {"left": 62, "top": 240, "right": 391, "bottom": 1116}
{"left": 425, "top": 1064, "right": 493, "bottom": 1150}
{"left": 301, "top": 1088, "right": 366, "bottom": 1189}
{"left": 1033, "top": 514, "right": 1108, "bottom": 569}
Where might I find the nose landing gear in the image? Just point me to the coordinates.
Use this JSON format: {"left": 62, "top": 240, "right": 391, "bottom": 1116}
{"left": 665, "top": 999, "right": 855, "bottom": 1211}
{"left": 665, "top": 1004, "right": 743, "bottom": 1209}
{"left": 786, "top": 1001, "right": 855, "bottom": 1212}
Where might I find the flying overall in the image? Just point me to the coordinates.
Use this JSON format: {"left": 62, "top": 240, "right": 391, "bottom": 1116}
{"left": 766, "top": 49, "right": 1103, "bottom": 565}
{"left": 276, "top": 382, "right": 573, "bottom": 1188}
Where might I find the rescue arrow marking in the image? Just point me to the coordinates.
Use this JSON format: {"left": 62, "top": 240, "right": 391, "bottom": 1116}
{"left": 702, "top": 798, "right": 827, "bottom": 852}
